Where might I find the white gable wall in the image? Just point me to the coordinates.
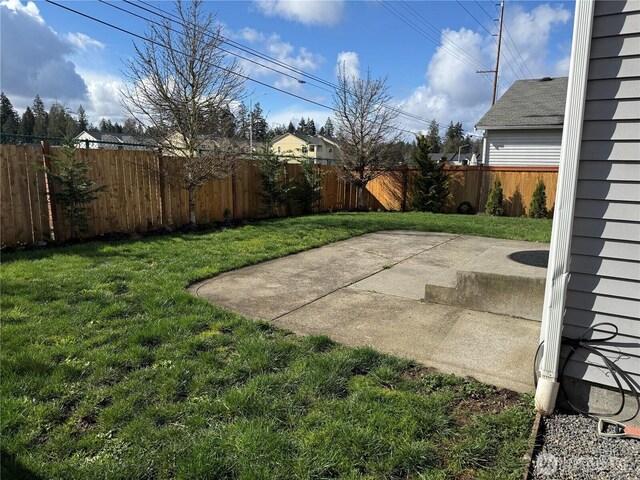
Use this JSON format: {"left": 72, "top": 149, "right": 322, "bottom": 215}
{"left": 484, "top": 129, "right": 562, "bottom": 166}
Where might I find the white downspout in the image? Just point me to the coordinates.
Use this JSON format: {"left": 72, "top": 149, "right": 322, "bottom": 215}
{"left": 535, "top": 0, "right": 595, "bottom": 415}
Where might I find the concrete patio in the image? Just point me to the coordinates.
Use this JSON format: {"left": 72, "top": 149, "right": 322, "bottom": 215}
{"left": 190, "top": 231, "right": 550, "bottom": 393}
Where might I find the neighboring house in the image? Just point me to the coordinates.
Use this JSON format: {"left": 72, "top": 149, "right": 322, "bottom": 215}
{"left": 435, "top": 152, "right": 483, "bottom": 166}
{"left": 536, "top": 0, "right": 640, "bottom": 425}
{"left": 75, "top": 130, "right": 155, "bottom": 150}
{"left": 476, "top": 77, "right": 568, "bottom": 167}
{"left": 162, "top": 132, "right": 247, "bottom": 157}
{"left": 271, "top": 133, "right": 340, "bottom": 165}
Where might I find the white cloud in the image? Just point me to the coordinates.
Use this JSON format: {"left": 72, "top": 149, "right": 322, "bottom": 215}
{"left": 77, "top": 70, "right": 125, "bottom": 124}
{"left": 397, "top": 3, "right": 572, "bottom": 133}
{"left": 335, "top": 51, "right": 359, "bottom": 79}
{"left": 66, "top": 32, "right": 105, "bottom": 52}
{"left": 231, "top": 30, "right": 324, "bottom": 93}
{"left": 1, "top": 1, "right": 89, "bottom": 108}
{"left": 0, "top": 0, "right": 42, "bottom": 23}
{"left": 255, "top": 0, "right": 344, "bottom": 26}
{"left": 235, "top": 27, "right": 265, "bottom": 44}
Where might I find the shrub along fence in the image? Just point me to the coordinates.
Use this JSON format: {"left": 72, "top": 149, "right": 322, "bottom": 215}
{"left": 368, "top": 165, "right": 558, "bottom": 216}
{"left": 0, "top": 144, "right": 557, "bottom": 248}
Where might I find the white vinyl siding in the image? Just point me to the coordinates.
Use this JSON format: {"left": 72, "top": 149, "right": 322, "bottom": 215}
{"left": 484, "top": 129, "right": 562, "bottom": 166}
{"left": 563, "top": 0, "right": 640, "bottom": 389}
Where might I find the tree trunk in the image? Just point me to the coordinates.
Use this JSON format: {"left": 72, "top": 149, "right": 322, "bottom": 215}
{"left": 188, "top": 185, "right": 197, "bottom": 226}
{"left": 357, "top": 184, "right": 366, "bottom": 210}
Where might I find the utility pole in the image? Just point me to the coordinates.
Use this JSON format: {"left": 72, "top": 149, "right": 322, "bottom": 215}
{"left": 477, "top": 0, "right": 505, "bottom": 105}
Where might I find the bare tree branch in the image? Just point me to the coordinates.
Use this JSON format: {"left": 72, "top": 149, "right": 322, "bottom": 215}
{"left": 332, "top": 66, "right": 402, "bottom": 209}
{"left": 120, "top": 0, "right": 245, "bottom": 225}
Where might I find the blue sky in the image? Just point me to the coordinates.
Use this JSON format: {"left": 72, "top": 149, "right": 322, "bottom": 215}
{"left": 1, "top": 0, "right": 575, "bottom": 136}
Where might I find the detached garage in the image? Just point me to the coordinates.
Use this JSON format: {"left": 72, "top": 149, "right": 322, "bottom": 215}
{"left": 476, "top": 77, "right": 568, "bottom": 167}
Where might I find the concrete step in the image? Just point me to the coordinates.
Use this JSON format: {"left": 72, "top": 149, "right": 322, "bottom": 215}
{"left": 424, "top": 246, "right": 548, "bottom": 321}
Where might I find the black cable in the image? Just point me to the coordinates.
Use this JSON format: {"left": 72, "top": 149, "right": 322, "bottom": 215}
{"left": 129, "top": 0, "right": 445, "bottom": 130}
{"left": 97, "top": 0, "right": 309, "bottom": 86}
{"left": 46, "top": 0, "right": 485, "bottom": 140}
{"left": 455, "top": 0, "right": 522, "bottom": 82}
{"left": 534, "top": 322, "right": 640, "bottom": 423}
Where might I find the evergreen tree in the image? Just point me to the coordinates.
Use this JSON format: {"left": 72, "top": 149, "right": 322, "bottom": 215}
{"left": 1, "top": 92, "right": 20, "bottom": 142}
{"left": 123, "top": 117, "right": 143, "bottom": 135}
{"left": 485, "top": 178, "right": 505, "bottom": 216}
{"left": 259, "top": 143, "right": 291, "bottom": 217}
{"left": 251, "top": 102, "right": 268, "bottom": 142}
{"left": 65, "top": 115, "right": 78, "bottom": 137}
{"left": 77, "top": 105, "right": 88, "bottom": 132}
{"left": 236, "top": 103, "right": 249, "bottom": 139}
{"left": 307, "top": 118, "right": 316, "bottom": 136}
{"left": 318, "top": 126, "right": 326, "bottom": 136}
{"left": 443, "top": 121, "right": 464, "bottom": 153}
{"left": 99, "top": 118, "right": 110, "bottom": 132}
{"left": 425, "top": 119, "right": 442, "bottom": 153}
{"left": 297, "top": 117, "right": 307, "bottom": 135}
{"left": 19, "top": 107, "right": 35, "bottom": 143}
{"left": 32, "top": 95, "right": 48, "bottom": 139}
{"left": 42, "top": 139, "right": 105, "bottom": 239}
{"left": 293, "top": 159, "right": 322, "bottom": 214}
{"left": 48, "top": 102, "right": 70, "bottom": 139}
{"left": 529, "top": 178, "right": 548, "bottom": 218}
{"left": 113, "top": 122, "right": 123, "bottom": 134}
{"left": 287, "top": 121, "right": 295, "bottom": 134}
{"left": 217, "top": 106, "right": 236, "bottom": 138}
{"left": 271, "top": 124, "right": 286, "bottom": 136}
{"left": 411, "top": 134, "right": 450, "bottom": 213}
{"left": 322, "top": 118, "right": 334, "bottom": 137}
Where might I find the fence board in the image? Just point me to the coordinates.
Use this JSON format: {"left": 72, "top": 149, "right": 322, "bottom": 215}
{"left": 1, "top": 147, "right": 16, "bottom": 247}
{"left": 25, "top": 147, "right": 49, "bottom": 242}
{"left": 1, "top": 145, "right": 560, "bottom": 248}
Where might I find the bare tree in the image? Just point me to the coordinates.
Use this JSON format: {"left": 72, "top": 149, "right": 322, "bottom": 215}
{"left": 120, "top": 0, "right": 245, "bottom": 226}
{"left": 332, "top": 66, "right": 402, "bottom": 209}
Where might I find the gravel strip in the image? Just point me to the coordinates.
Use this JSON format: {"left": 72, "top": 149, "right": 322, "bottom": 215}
{"left": 531, "top": 414, "right": 640, "bottom": 479}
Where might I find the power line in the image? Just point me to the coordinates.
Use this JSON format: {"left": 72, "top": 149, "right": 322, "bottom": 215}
{"left": 501, "top": 5, "right": 535, "bottom": 78}
{"left": 44, "top": 0, "right": 332, "bottom": 111}
{"left": 399, "top": 0, "right": 496, "bottom": 76}
{"left": 379, "top": 0, "right": 491, "bottom": 77}
{"left": 45, "top": 0, "right": 481, "bottom": 139}
{"left": 116, "top": 0, "right": 451, "bottom": 131}
{"left": 47, "top": 0, "right": 433, "bottom": 141}
{"left": 456, "top": 0, "right": 494, "bottom": 37}
{"left": 474, "top": 0, "right": 495, "bottom": 21}
{"left": 456, "top": 0, "right": 521, "bottom": 82}
{"left": 97, "top": 0, "right": 309, "bottom": 86}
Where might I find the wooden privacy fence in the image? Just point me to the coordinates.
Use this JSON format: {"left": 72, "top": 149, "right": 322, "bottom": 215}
{"left": 367, "top": 165, "right": 558, "bottom": 216}
{"left": 0, "top": 144, "right": 558, "bottom": 248}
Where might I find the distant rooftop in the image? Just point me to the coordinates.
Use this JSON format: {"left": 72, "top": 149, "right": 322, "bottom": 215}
{"left": 476, "top": 77, "right": 568, "bottom": 129}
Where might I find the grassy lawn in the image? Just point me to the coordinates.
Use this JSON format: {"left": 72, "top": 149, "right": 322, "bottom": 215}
{"left": 1, "top": 212, "right": 551, "bottom": 479}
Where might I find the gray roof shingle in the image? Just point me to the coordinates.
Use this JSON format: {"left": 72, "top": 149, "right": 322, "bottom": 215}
{"left": 476, "top": 77, "right": 568, "bottom": 129}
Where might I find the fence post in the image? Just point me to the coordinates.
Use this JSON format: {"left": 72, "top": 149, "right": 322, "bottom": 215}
{"left": 401, "top": 163, "right": 408, "bottom": 212}
{"left": 475, "top": 164, "right": 485, "bottom": 213}
{"left": 40, "top": 141, "right": 58, "bottom": 241}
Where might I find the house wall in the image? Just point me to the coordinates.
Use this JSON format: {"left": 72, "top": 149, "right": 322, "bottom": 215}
{"left": 75, "top": 132, "right": 101, "bottom": 149}
{"left": 562, "top": 0, "right": 640, "bottom": 391}
{"left": 485, "top": 129, "right": 562, "bottom": 166}
{"left": 271, "top": 134, "right": 337, "bottom": 164}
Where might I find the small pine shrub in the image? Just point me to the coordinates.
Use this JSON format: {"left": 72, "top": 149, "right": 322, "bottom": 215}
{"left": 43, "top": 138, "right": 105, "bottom": 239}
{"left": 529, "top": 178, "right": 548, "bottom": 218}
{"left": 411, "top": 135, "right": 450, "bottom": 213}
{"left": 293, "top": 159, "right": 322, "bottom": 214}
{"left": 259, "top": 146, "right": 291, "bottom": 217}
{"left": 485, "top": 178, "right": 505, "bottom": 216}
